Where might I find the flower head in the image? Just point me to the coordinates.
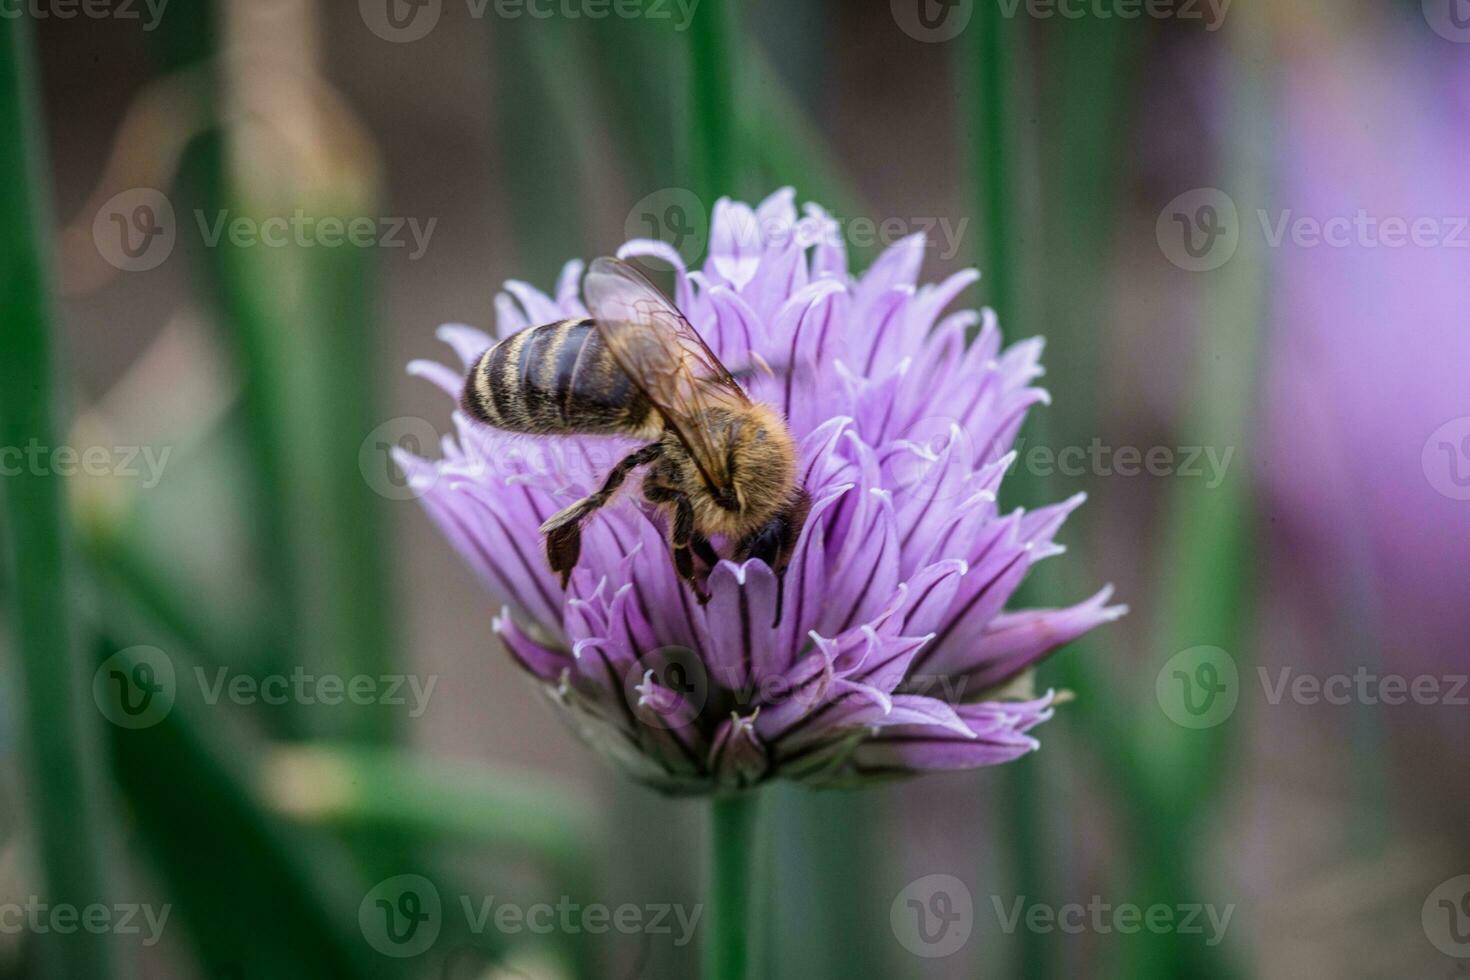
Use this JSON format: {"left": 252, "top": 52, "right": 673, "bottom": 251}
{"left": 398, "top": 190, "right": 1124, "bottom": 793}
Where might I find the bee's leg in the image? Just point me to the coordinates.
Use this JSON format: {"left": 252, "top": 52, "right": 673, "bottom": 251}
{"left": 689, "top": 534, "right": 720, "bottom": 569}
{"left": 643, "top": 482, "right": 712, "bottom": 604}
{"left": 540, "top": 442, "right": 662, "bottom": 588}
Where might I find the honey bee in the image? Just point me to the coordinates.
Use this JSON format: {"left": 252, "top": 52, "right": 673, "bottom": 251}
{"left": 461, "top": 257, "right": 810, "bottom": 608}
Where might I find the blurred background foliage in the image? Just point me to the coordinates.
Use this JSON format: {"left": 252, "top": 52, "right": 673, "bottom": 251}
{"left": 2, "top": 0, "right": 1468, "bottom": 977}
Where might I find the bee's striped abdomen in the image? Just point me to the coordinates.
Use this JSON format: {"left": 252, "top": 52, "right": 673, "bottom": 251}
{"left": 461, "top": 318, "right": 654, "bottom": 436}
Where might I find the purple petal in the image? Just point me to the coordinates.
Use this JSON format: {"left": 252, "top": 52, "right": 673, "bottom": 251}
{"left": 494, "top": 607, "right": 569, "bottom": 682}
{"left": 616, "top": 239, "right": 694, "bottom": 313}
{"left": 842, "top": 695, "right": 1055, "bottom": 776}
{"left": 709, "top": 713, "right": 769, "bottom": 789}
{"left": 706, "top": 286, "right": 764, "bottom": 364}
{"left": 707, "top": 198, "right": 762, "bottom": 289}
{"left": 703, "top": 559, "right": 779, "bottom": 692}
{"left": 436, "top": 323, "right": 494, "bottom": 369}
{"left": 503, "top": 280, "right": 564, "bottom": 326}
{"left": 407, "top": 358, "right": 463, "bottom": 398}
{"left": 948, "top": 587, "right": 1127, "bottom": 691}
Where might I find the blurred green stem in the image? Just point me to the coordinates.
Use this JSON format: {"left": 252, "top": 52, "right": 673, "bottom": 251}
{"left": 706, "top": 794, "right": 759, "bottom": 980}
{"left": 99, "top": 640, "right": 389, "bottom": 979}
{"left": 974, "top": 0, "right": 1017, "bottom": 320}
{"left": 151, "top": 5, "right": 304, "bottom": 692}
{"left": 0, "top": 18, "right": 116, "bottom": 978}
{"left": 493, "top": 17, "right": 591, "bottom": 282}
{"left": 161, "top": 2, "right": 400, "bottom": 742}
{"left": 1115, "top": 12, "right": 1271, "bottom": 980}
{"left": 688, "top": 0, "right": 742, "bottom": 201}
{"left": 969, "top": 9, "right": 1056, "bottom": 979}
{"left": 262, "top": 744, "right": 596, "bottom": 870}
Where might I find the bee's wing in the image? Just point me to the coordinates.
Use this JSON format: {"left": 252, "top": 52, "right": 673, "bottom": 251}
{"left": 584, "top": 257, "right": 749, "bottom": 488}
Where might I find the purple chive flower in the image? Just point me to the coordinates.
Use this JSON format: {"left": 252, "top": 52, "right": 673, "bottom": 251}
{"left": 397, "top": 190, "right": 1124, "bottom": 793}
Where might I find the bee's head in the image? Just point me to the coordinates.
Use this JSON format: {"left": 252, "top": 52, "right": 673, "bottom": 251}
{"left": 671, "top": 403, "right": 799, "bottom": 537}
{"left": 711, "top": 483, "right": 743, "bottom": 513}
{"left": 714, "top": 404, "right": 798, "bottom": 527}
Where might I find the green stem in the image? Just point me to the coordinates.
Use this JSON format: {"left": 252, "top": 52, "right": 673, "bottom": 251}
{"left": 0, "top": 17, "right": 116, "bottom": 977}
{"left": 687, "top": 0, "right": 742, "bottom": 201}
{"left": 974, "top": 0, "right": 1017, "bottom": 322}
{"left": 705, "top": 794, "right": 759, "bottom": 980}
{"left": 261, "top": 744, "right": 596, "bottom": 868}
{"left": 968, "top": 12, "right": 1057, "bottom": 980}
{"left": 744, "top": 51, "right": 870, "bottom": 240}
{"left": 151, "top": 3, "right": 304, "bottom": 694}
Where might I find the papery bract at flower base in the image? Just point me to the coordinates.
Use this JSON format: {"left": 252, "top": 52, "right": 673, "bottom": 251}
{"left": 397, "top": 189, "right": 1125, "bottom": 794}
